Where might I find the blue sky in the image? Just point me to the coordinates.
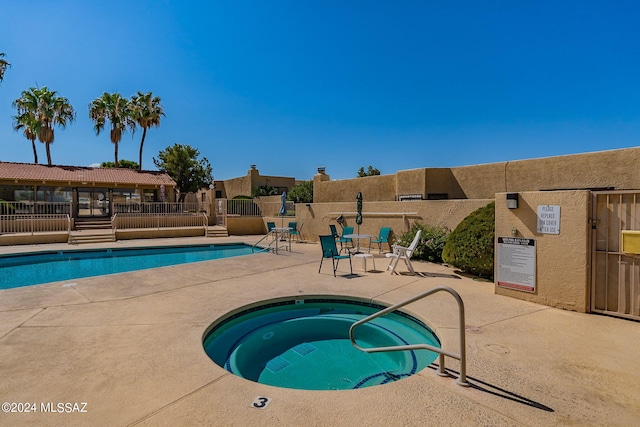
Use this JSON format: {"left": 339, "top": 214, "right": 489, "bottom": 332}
{"left": 1, "top": 1, "right": 639, "bottom": 180}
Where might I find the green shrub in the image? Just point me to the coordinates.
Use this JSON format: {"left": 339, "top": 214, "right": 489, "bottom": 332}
{"left": 251, "top": 185, "right": 277, "bottom": 197}
{"left": 395, "top": 222, "right": 450, "bottom": 263}
{"left": 287, "top": 180, "right": 313, "bottom": 203}
{"left": 442, "top": 202, "right": 495, "bottom": 278}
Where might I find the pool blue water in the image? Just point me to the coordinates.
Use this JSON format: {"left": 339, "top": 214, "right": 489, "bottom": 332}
{"left": 0, "top": 244, "right": 259, "bottom": 290}
{"left": 203, "top": 299, "right": 441, "bottom": 390}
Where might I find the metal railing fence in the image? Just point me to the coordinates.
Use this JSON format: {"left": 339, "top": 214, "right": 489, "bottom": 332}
{"left": 0, "top": 214, "right": 71, "bottom": 234}
{"left": 0, "top": 201, "right": 72, "bottom": 215}
{"left": 227, "top": 199, "right": 262, "bottom": 216}
{"left": 112, "top": 212, "right": 207, "bottom": 230}
{"left": 112, "top": 202, "right": 202, "bottom": 214}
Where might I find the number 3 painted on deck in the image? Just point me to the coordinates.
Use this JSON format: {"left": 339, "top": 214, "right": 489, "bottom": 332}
{"left": 252, "top": 396, "right": 271, "bottom": 409}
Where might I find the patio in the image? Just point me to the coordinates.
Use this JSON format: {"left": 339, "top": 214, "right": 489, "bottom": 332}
{"left": 0, "top": 236, "right": 638, "bottom": 426}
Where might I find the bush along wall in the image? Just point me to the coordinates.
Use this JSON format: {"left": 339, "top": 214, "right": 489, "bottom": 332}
{"left": 395, "top": 222, "right": 450, "bottom": 263}
{"left": 441, "top": 201, "right": 495, "bottom": 278}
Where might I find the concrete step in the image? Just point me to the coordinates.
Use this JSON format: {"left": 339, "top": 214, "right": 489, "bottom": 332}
{"left": 75, "top": 219, "right": 112, "bottom": 230}
{"left": 68, "top": 231, "right": 116, "bottom": 245}
{"left": 207, "top": 226, "right": 228, "bottom": 238}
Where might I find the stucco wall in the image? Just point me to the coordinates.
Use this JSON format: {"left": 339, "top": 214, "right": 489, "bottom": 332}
{"left": 495, "top": 190, "right": 591, "bottom": 312}
{"left": 313, "top": 174, "right": 397, "bottom": 203}
{"left": 217, "top": 167, "right": 296, "bottom": 200}
{"left": 425, "top": 168, "right": 467, "bottom": 199}
{"left": 296, "top": 199, "right": 493, "bottom": 245}
{"left": 0, "top": 233, "right": 68, "bottom": 246}
{"left": 314, "top": 147, "right": 640, "bottom": 202}
{"left": 254, "top": 195, "right": 289, "bottom": 217}
{"left": 115, "top": 228, "right": 204, "bottom": 240}
{"left": 505, "top": 149, "right": 640, "bottom": 192}
{"left": 396, "top": 169, "right": 426, "bottom": 199}
{"left": 222, "top": 176, "right": 252, "bottom": 199}
{"left": 451, "top": 163, "right": 507, "bottom": 199}
{"left": 226, "top": 216, "right": 267, "bottom": 235}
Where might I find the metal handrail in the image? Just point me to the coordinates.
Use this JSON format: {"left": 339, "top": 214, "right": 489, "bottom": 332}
{"left": 112, "top": 213, "right": 118, "bottom": 232}
{"left": 348, "top": 286, "right": 470, "bottom": 387}
{"left": 252, "top": 232, "right": 271, "bottom": 253}
{"left": 252, "top": 229, "right": 291, "bottom": 254}
{"left": 201, "top": 212, "right": 208, "bottom": 235}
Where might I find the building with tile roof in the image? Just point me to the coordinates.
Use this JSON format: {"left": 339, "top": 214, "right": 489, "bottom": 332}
{"left": 0, "top": 162, "right": 176, "bottom": 220}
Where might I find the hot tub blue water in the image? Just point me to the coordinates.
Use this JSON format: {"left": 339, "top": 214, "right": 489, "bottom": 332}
{"left": 0, "top": 243, "right": 259, "bottom": 290}
{"left": 203, "top": 298, "right": 441, "bottom": 390}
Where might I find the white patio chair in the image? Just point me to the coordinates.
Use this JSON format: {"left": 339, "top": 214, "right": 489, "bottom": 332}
{"left": 385, "top": 230, "right": 422, "bottom": 275}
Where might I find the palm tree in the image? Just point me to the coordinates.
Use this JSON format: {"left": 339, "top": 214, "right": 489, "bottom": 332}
{"left": 13, "top": 86, "right": 76, "bottom": 165}
{"left": 0, "top": 53, "right": 9, "bottom": 83}
{"left": 12, "top": 110, "right": 40, "bottom": 163}
{"left": 130, "top": 91, "right": 164, "bottom": 170}
{"left": 89, "top": 92, "right": 134, "bottom": 165}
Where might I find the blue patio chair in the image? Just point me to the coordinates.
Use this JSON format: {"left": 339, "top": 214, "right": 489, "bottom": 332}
{"left": 288, "top": 221, "right": 303, "bottom": 242}
{"left": 337, "top": 226, "right": 354, "bottom": 254}
{"left": 319, "top": 235, "right": 352, "bottom": 277}
{"left": 329, "top": 224, "right": 340, "bottom": 241}
{"left": 369, "top": 227, "right": 392, "bottom": 253}
{"left": 266, "top": 221, "right": 276, "bottom": 240}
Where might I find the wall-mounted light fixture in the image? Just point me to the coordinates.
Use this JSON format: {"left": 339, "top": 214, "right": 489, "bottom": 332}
{"left": 506, "top": 193, "right": 519, "bottom": 209}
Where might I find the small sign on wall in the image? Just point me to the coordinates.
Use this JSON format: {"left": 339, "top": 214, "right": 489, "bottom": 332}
{"left": 621, "top": 230, "right": 640, "bottom": 254}
{"left": 537, "top": 205, "right": 560, "bottom": 234}
{"left": 497, "top": 237, "right": 536, "bottom": 293}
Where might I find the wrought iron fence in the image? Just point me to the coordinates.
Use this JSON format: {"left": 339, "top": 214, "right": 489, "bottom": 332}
{"left": 227, "top": 199, "right": 262, "bottom": 216}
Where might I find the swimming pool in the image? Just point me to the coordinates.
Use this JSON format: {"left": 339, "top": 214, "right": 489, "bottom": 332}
{"left": 203, "top": 298, "right": 440, "bottom": 390}
{"left": 0, "top": 243, "right": 260, "bottom": 290}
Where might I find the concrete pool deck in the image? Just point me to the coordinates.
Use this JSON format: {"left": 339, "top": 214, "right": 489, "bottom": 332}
{"left": 0, "top": 236, "right": 638, "bottom": 426}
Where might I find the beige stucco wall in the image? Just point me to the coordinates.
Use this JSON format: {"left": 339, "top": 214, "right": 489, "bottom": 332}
{"left": 451, "top": 162, "right": 507, "bottom": 199}
{"left": 221, "top": 176, "right": 251, "bottom": 199}
{"left": 505, "top": 149, "right": 640, "bottom": 192}
{"left": 495, "top": 190, "right": 591, "bottom": 312}
{"left": 115, "top": 228, "right": 205, "bottom": 240}
{"left": 314, "top": 147, "right": 640, "bottom": 203}
{"left": 254, "top": 195, "right": 289, "bottom": 217}
{"left": 216, "top": 166, "right": 296, "bottom": 200}
{"left": 226, "top": 216, "right": 267, "bottom": 235}
{"left": 425, "top": 168, "right": 466, "bottom": 199}
{"left": 0, "top": 232, "right": 68, "bottom": 246}
{"left": 296, "top": 199, "right": 492, "bottom": 245}
{"left": 313, "top": 174, "right": 397, "bottom": 203}
{"left": 396, "top": 168, "right": 426, "bottom": 199}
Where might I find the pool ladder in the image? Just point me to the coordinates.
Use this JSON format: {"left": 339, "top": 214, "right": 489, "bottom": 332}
{"left": 349, "top": 286, "right": 470, "bottom": 387}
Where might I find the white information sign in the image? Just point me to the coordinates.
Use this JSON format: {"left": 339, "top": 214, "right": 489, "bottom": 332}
{"left": 497, "top": 237, "right": 536, "bottom": 293}
{"left": 537, "top": 205, "right": 560, "bottom": 234}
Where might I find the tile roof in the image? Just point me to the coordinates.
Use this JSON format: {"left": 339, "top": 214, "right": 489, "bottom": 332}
{"left": 0, "top": 162, "right": 176, "bottom": 187}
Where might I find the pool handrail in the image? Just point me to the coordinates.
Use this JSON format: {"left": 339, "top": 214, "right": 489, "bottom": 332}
{"left": 348, "top": 286, "right": 470, "bottom": 387}
{"left": 252, "top": 229, "right": 282, "bottom": 254}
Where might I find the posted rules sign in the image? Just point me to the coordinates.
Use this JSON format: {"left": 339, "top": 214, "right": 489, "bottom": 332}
{"left": 497, "top": 237, "right": 536, "bottom": 293}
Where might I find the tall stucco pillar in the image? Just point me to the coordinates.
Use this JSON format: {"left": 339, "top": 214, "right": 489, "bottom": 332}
{"left": 248, "top": 165, "right": 259, "bottom": 195}
{"left": 313, "top": 167, "right": 330, "bottom": 203}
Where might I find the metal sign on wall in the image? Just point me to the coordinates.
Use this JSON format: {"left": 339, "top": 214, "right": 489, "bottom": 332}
{"left": 497, "top": 237, "right": 536, "bottom": 293}
{"left": 537, "top": 205, "right": 560, "bottom": 234}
